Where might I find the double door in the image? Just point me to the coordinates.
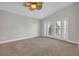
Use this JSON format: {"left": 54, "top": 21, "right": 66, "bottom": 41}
{"left": 44, "top": 17, "right": 68, "bottom": 40}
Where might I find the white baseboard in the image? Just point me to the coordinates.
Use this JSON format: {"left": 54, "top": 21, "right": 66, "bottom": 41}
{"left": 0, "top": 35, "right": 39, "bottom": 44}
{"left": 0, "top": 35, "right": 78, "bottom": 45}
{"left": 63, "top": 39, "right": 78, "bottom": 44}
{"left": 42, "top": 36, "right": 78, "bottom": 44}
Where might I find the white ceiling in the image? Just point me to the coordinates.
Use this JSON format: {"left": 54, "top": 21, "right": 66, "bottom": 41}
{"left": 0, "top": 2, "right": 74, "bottom": 19}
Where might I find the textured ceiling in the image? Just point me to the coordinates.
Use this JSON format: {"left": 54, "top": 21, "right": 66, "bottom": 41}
{"left": 0, "top": 2, "right": 74, "bottom": 19}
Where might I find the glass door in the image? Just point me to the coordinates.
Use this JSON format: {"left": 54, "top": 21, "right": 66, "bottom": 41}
{"left": 55, "top": 20, "right": 62, "bottom": 38}
{"left": 45, "top": 17, "right": 68, "bottom": 40}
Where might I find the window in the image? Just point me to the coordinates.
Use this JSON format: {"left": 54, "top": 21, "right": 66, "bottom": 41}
{"left": 48, "top": 25, "right": 52, "bottom": 35}
{"left": 56, "top": 21, "right": 61, "bottom": 36}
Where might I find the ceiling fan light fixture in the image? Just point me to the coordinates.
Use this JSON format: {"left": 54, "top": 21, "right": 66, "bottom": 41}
{"left": 23, "top": 2, "right": 43, "bottom": 10}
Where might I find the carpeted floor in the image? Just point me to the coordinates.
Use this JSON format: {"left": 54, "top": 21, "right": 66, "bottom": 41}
{"left": 0, "top": 37, "right": 79, "bottom": 56}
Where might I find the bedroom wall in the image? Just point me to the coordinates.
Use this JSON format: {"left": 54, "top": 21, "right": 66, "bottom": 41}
{"left": 0, "top": 10, "right": 40, "bottom": 43}
{"left": 78, "top": 4, "right": 79, "bottom": 47}
{"left": 76, "top": 3, "right": 79, "bottom": 46}
{"left": 41, "top": 3, "right": 78, "bottom": 44}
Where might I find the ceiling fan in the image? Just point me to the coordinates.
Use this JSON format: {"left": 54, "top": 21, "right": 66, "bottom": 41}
{"left": 23, "top": 2, "right": 43, "bottom": 10}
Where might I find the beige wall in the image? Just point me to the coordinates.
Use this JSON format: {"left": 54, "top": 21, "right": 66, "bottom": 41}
{"left": 0, "top": 10, "right": 40, "bottom": 43}
{"left": 76, "top": 3, "right": 79, "bottom": 46}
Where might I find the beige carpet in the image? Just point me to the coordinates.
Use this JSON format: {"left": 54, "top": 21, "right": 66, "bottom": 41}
{"left": 0, "top": 37, "right": 79, "bottom": 56}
